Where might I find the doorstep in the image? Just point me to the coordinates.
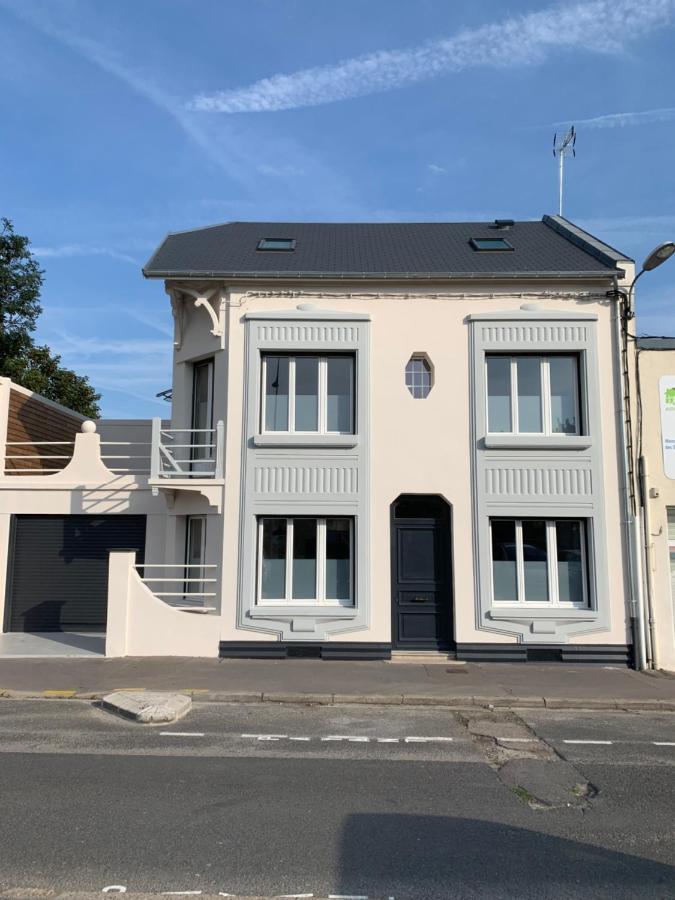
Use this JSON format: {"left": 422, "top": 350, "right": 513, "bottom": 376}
{"left": 390, "top": 651, "right": 466, "bottom": 665}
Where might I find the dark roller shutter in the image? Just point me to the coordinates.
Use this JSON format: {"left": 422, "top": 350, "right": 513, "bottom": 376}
{"left": 5, "top": 515, "right": 146, "bottom": 633}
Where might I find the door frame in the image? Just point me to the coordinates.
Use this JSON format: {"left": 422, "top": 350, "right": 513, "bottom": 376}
{"left": 389, "top": 495, "right": 454, "bottom": 650}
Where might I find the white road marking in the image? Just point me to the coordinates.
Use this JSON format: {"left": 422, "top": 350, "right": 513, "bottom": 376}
{"left": 102, "top": 888, "right": 127, "bottom": 894}
{"left": 276, "top": 894, "right": 314, "bottom": 898}
{"left": 288, "top": 737, "right": 311, "bottom": 742}
{"left": 257, "top": 735, "right": 288, "bottom": 741}
{"left": 376, "top": 738, "right": 399, "bottom": 743}
{"left": 653, "top": 741, "right": 675, "bottom": 746}
{"left": 328, "top": 895, "right": 369, "bottom": 899}
{"left": 563, "top": 740, "right": 613, "bottom": 745}
{"left": 496, "top": 737, "right": 537, "bottom": 743}
{"left": 404, "top": 736, "right": 453, "bottom": 743}
{"left": 159, "top": 732, "right": 205, "bottom": 737}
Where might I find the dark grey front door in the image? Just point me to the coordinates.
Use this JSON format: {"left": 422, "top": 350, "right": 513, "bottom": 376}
{"left": 391, "top": 496, "right": 453, "bottom": 650}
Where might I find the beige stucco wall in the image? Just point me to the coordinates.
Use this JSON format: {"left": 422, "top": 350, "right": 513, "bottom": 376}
{"left": 636, "top": 348, "right": 675, "bottom": 671}
{"left": 191, "top": 279, "right": 633, "bottom": 647}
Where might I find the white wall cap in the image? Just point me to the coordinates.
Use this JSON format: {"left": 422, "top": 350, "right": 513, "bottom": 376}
{"left": 244, "top": 309, "right": 370, "bottom": 321}
{"left": 466, "top": 308, "right": 598, "bottom": 322}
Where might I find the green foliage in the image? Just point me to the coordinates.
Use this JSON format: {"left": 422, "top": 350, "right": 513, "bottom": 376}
{"left": 0, "top": 218, "right": 101, "bottom": 417}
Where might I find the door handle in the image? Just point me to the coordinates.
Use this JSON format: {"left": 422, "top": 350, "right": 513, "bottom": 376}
{"left": 411, "top": 596, "right": 427, "bottom": 603}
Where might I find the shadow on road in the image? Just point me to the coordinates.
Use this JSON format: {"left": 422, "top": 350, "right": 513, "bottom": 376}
{"left": 336, "top": 813, "right": 675, "bottom": 898}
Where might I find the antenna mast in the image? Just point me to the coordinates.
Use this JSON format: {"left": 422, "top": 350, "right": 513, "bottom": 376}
{"left": 553, "top": 125, "right": 576, "bottom": 216}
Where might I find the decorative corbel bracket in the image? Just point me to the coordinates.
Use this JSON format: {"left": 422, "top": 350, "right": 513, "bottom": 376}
{"left": 178, "top": 285, "right": 226, "bottom": 348}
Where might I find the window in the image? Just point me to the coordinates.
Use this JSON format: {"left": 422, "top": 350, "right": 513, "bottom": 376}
{"left": 257, "top": 238, "right": 296, "bottom": 251}
{"left": 486, "top": 355, "right": 580, "bottom": 435}
{"left": 184, "top": 516, "right": 207, "bottom": 598}
{"left": 191, "top": 359, "right": 214, "bottom": 464}
{"left": 262, "top": 355, "right": 354, "bottom": 434}
{"left": 405, "top": 355, "right": 433, "bottom": 399}
{"left": 257, "top": 517, "right": 354, "bottom": 606}
{"left": 490, "top": 518, "right": 588, "bottom": 607}
{"left": 470, "top": 237, "right": 513, "bottom": 251}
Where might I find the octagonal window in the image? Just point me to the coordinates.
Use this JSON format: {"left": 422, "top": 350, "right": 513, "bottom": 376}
{"left": 405, "top": 355, "right": 433, "bottom": 399}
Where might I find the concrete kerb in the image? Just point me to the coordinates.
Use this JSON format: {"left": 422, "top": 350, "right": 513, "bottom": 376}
{"left": 0, "top": 689, "right": 673, "bottom": 711}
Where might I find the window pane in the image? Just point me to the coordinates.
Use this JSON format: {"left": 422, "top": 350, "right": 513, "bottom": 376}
{"left": 292, "top": 519, "right": 317, "bottom": 600}
{"left": 522, "top": 520, "right": 549, "bottom": 602}
{"left": 261, "top": 518, "right": 286, "bottom": 599}
{"left": 405, "top": 357, "right": 432, "bottom": 399}
{"left": 556, "top": 520, "right": 584, "bottom": 604}
{"left": 487, "top": 357, "right": 512, "bottom": 432}
{"left": 327, "top": 357, "right": 353, "bottom": 433}
{"left": 516, "top": 357, "right": 542, "bottom": 433}
{"left": 294, "top": 357, "right": 319, "bottom": 432}
{"left": 550, "top": 357, "right": 579, "bottom": 434}
{"left": 326, "top": 518, "right": 351, "bottom": 600}
{"left": 491, "top": 520, "right": 518, "bottom": 603}
{"left": 185, "top": 517, "right": 205, "bottom": 597}
{"left": 264, "top": 357, "right": 289, "bottom": 431}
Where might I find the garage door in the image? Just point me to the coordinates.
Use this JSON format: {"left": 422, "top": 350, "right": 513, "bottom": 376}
{"left": 5, "top": 515, "right": 146, "bottom": 633}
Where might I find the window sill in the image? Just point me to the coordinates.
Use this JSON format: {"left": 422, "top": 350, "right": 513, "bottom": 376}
{"left": 250, "top": 605, "right": 357, "bottom": 618}
{"left": 488, "top": 607, "right": 595, "bottom": 620}
{"left": 254, "top": 434, "right": 358, "bottom": 449}
{"left": 484, "top": 435, "right": 593, "bottom": 451}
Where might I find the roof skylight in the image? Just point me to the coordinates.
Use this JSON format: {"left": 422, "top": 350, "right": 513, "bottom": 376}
{"left": 257, "top": 238, "right": 296, "bottom": 251}
{"left": 470, "top": 237, "right": 514, "bottom": 251}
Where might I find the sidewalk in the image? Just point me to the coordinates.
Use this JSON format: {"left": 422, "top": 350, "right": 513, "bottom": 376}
{"left": 0, "top": 656, "right": 673, "bottom": 710}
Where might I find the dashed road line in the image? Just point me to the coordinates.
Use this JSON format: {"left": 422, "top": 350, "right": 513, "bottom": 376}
{"left": 563, "top": 739, "right": 613, "bottom": 745}
{"left": 495, "top": 737, "right": 537, "bottom": 743}
{"left": 159, "top": 732, "right": 205, "bottom": 737}
{"left": 653, "top": 741, "right": 675, "bottom": 746}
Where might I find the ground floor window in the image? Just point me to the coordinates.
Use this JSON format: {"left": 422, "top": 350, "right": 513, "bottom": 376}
{"left": 257, "top": 516, "right": 354, "bottom": 606}
{"left": 490, "top": 518, "right": 588, "bottom": 608}
{"left": 184, "top": 515, "right": 207, "bottom": 597}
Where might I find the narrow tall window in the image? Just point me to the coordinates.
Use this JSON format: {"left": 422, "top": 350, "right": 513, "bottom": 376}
{"left": 490, "top": 518, "right": 588, "bottom": 607}
{"left": 184, "top": 516, "right": 207, "bottom": 599}
{"left": 261, "top": 355, "right": 355, "bottom": 435}
{"left": 405, "top": 356, "right": 433, "bottom": 399}
{"left": 191, "top": 359, "right": 214, "bottom": 468}
{"left": 257, "top": 517, "right": 354, "bottom": 606}
{"left": 486, "top": 355, "right": 580, "bottom": 435}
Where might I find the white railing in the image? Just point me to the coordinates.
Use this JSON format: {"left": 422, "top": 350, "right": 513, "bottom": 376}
{"left": 3, "top": 439, "right": 152, "bottom": 475}
{"left": 135, "top": 563, "right": 218, "bottom": 613}
{"left": 4, "top": 440, "right": 75, "bottom": 474}
{"left": 150, "top": 419, "right": 224, "bottom": 481}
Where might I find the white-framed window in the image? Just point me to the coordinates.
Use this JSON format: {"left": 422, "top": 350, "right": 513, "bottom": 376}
{"left": 184, "top": 515, "right": 207, "bottom": 597}
{"left": 486, "top": 355, "right": 580, "bottom": 435}
{"left": 490, "top": 518, "right": 589, "bottom": 608}
{"left": 405, "top": 355, "right": 433, "bottom": 399}
{"left": 257, "top": 516, "right": 354, "bottom": 606}
{"left": 191, "top": 358, "right": 214, "bottom": 464}
{"left": 261, "top": 354, "right": 354, "bottom": 434}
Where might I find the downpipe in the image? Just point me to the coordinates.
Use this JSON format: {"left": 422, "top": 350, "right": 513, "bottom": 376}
{"left": 612, "top": 287, "right": 648, "bottom": 670}
{"left": 640, "top": 456, "right": 659, "bottom": 670}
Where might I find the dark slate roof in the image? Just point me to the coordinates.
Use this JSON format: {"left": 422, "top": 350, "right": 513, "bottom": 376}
{"left": 143, "top": 215, "right": 630, "bottom": 280}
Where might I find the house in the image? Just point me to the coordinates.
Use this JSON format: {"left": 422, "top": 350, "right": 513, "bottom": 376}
{"left": 632, "top": 338, "right": 675, "bottom": 672}
{"left": 0, "top": 216, "right": 640, "bottom": 663}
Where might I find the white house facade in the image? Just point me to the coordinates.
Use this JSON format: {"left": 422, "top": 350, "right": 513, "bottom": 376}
{"left": 0, "top": 217, "right": 640, "bottom": 663}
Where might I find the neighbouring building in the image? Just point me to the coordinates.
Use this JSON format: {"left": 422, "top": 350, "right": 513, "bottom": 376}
{"left": 633, "top": 338, "right": 675, "bottom": 672}
{"left": 0, "top": 217, "right": 642, "bottom": 663}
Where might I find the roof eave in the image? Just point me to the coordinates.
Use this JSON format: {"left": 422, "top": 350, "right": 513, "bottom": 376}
{"left": 144, "top": 268, "right": 623, "bottom": 281}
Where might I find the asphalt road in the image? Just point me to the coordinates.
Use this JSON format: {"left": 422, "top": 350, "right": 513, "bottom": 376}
{"left": 0, "top": 699, "right": 673, "bottom": 899}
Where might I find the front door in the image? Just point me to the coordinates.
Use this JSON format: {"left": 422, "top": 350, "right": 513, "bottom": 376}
{"left": 391, "top": 496, "right": 453, "bottom": 650}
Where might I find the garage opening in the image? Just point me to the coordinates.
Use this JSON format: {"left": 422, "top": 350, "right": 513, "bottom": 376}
{"left": 5, "top": 515, "right": 146, "bottom": 633}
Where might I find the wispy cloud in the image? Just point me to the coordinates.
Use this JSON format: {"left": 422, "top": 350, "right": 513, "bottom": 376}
{"left": 189, "top": 0, "right": 675, "bottom": 114}
{"left": 554, "top": 107, "right": 675, "bottom": 129}
{"left": 427, "top": 164, "right": 446, "bottom": 175}
{"left": 32, "top": 244, "right": 139, "bottom": 264}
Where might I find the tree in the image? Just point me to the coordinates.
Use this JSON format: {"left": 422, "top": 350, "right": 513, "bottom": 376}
{"left": 0, "top": 218, "right": 100, "bottom": 417}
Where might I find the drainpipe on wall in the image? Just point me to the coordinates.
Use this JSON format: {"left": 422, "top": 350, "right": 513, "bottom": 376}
{"left": 640, "top": 456, "right": 659, "bottom": 670}
{"left": 612, "top": 282, "right": 647, "bottom": 669}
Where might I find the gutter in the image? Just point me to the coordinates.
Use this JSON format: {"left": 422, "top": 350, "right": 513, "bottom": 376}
{"left": 143, "top": 269, "right": 623, "bottom": 281}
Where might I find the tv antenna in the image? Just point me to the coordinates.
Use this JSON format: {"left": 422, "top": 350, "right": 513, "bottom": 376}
{"left": 553, "top": 125, "right": 576, "bottom": 216}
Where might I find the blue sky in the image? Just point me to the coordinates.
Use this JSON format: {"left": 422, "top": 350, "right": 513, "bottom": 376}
{"left": 2, "top": 0, "right": 675, "bottom": 417}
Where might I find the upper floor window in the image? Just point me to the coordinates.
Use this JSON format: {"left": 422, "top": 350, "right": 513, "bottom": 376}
{"left": 405, "top": 355, "right": 433, "bottom": 399}
{"left": 262, "top": 354, "right": 354, "bottom": 434}
{"left": 486, "top": 355, "right": 580, "bottom": 435}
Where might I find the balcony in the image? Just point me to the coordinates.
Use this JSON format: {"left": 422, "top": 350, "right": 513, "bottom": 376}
{"left": 149, "top": 418, "right": 224, "bottom": 504}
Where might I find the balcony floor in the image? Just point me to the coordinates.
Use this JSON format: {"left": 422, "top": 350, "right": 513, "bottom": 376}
{"left": 0, "top": 632, "right": 105, "bottom": 658}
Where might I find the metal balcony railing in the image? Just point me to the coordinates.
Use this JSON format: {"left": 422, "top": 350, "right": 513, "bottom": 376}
{"left": 135, "top": 563, "right": 218, "bottom": 613}
{"left": 150, "top": 419, "right": 224, "bottom": 482}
